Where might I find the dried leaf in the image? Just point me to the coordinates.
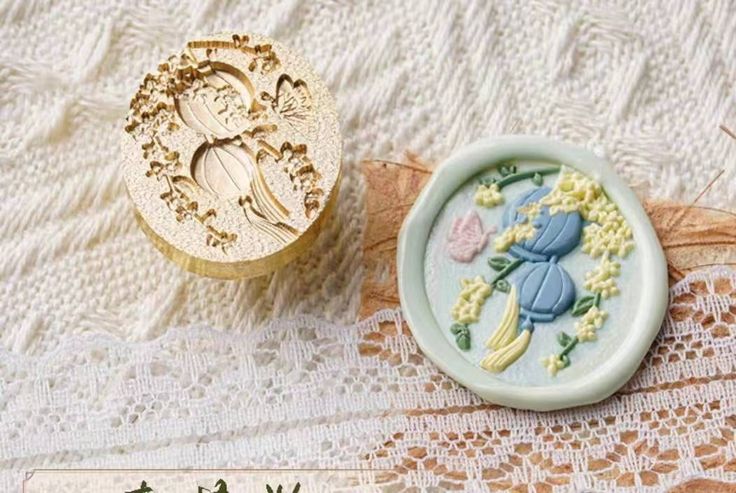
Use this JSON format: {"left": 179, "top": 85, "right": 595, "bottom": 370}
{"left": 645, "top": 200, "right": 736, "bottom": 284}
{"left": 360, "top": 155, "right": 431, "bottom": 318}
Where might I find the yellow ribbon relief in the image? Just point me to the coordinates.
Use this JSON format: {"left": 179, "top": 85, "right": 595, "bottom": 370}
{"left": 480, "top": 286, "right": 531, "bottom": 373}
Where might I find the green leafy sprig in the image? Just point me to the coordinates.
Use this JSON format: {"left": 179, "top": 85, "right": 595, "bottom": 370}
{"left": 552, "top": 292, "right": 603, "bottom": 369}
{"left": 478, "top": 163, "right": 559, "bottom": 190}
{"left": 450, "top": 323, "right": 471, "bottom": 351}
{"left": 571, "top": 292, "right": 602, "bottom": 316}
{"left": 487, "top": 255, "right": 523, "bottom": 292}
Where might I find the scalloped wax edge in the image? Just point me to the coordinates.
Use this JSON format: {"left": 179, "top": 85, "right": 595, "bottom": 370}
{"left": 397, "top": 136, "right": 668, "bottom": 411}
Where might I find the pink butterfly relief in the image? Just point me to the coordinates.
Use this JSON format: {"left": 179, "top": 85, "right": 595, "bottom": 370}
{"left": 447, "top": 210, "right": 495, "bottom": 262}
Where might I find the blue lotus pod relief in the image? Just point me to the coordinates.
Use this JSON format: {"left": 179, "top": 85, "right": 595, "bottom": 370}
{"left": 446, "top": 164, "right": 636, "bottom": 376}
{"left": 516, "top": 260, "right": 576, "bottom": 323}
{"left": 502, "top": 187, "right": 583, "bottom": 262}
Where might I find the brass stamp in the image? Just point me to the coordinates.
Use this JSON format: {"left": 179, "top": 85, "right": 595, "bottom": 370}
{"left": 122, "top": 33, "right": 342, "bottom": 279}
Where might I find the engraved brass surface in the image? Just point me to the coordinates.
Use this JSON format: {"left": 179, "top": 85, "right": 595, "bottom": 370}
{"left": 122, "top": 33, "right": 342, "bottom": 279}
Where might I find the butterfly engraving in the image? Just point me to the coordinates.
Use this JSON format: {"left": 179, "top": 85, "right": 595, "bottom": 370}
{"left": 261, "top": 74, "right": 313, "bottom": 131}
{"left": 447, "top": 210, "right": 495, "bottom": 262}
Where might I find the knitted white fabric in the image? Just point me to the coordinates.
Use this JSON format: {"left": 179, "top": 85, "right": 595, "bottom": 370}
{"left": 1, "top": 0, "right": 735, "bottom": 354}
{"left": 0, "top": 0, "right": 735, "bottom": 491}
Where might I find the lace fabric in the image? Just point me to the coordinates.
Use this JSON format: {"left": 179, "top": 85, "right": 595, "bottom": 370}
{"left": 2, "top": 268, "right": 735, "bottom": 491}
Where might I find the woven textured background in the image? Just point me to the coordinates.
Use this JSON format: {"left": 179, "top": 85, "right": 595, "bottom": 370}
{"left": 1, "top": 0, "right": 735, "bottom": 354}
{"left": 1, "top": 0, "right": 735, "bottom": 491}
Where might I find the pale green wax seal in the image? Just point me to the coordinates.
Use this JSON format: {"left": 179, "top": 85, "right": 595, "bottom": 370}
{"left": 397, "top": 136, "right": 668, "bottom": 411}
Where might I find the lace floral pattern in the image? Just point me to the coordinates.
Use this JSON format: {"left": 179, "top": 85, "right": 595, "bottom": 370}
{"left": 1, "top": 268, "right": 736, "bottom": 491}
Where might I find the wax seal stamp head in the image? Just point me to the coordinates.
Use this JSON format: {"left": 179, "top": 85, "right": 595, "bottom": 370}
{"left": 122, "top": 33, "right": 341, "bottom": 279}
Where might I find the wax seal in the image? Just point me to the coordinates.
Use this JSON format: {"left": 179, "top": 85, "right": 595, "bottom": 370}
{"left": 122, "top": 33, "right": 341, "bottom": 279}
{"left": 398, "top": 136, "right": 668, "bottom": 411}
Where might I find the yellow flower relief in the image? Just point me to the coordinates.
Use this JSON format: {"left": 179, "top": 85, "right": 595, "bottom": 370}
{"left": 517, "top": 201, "right": 542, "bottom": 220}
{"left": 584, "top": 257, "right": 621, "bottom": 298}
{"left": 451, "top": 276, "right": 492, "bottom": 324}
{"left": 575, "top": 306, "right": 608, "bottom": 342}
{"left": 494, "top": 222, "right": 536, "bottom": 252}
{"left": 540, "top": 166, "right": 634, "bottom": 259}
{"left": 581, "top": 213, "right": 634, "bottom": 258}
{"left": 475, "top": 183, "right": 504, "bottom": 208}
{"left": 540, "top": 167, "right": 602, "bottom": 216}
{"left": 585, "top": 194, "right": 618, "bottom": 224}
{"left": 541, "top": 354, "right": 566, "bottom": 376}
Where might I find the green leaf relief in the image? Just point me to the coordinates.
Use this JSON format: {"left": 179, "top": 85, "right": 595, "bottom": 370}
{"left": 532, "top": 172, "right": 543, "bottom": 186}
{"left": 557, "top": 331, "right": 572, "bottom": 347}
{"left": 450, "top": 323, "right": 466, "bottom": 335}
{"left": 450, "top": 324, "right": 471, "bottom": 351}
{"left": 495, "top": 167, "right": 559, "bottom": 190}
{"left": 571, "top": 295, "right": 596, "bottom": 316}
{"left": 488, "top": 256, "right": 511, "bottom": 271}
{"left": 498, "top": 163, "right": 515, "bottom": 176}
{"left": 456, "top": 333, "right": 471, "bottom": 351}
{"left": 494, "top": 278, "right": 510, "bottom": 293}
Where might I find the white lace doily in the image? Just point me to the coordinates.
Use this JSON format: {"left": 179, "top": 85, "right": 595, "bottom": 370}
{"left": 2, "top": 268, "right": 736, "bottom": 491}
